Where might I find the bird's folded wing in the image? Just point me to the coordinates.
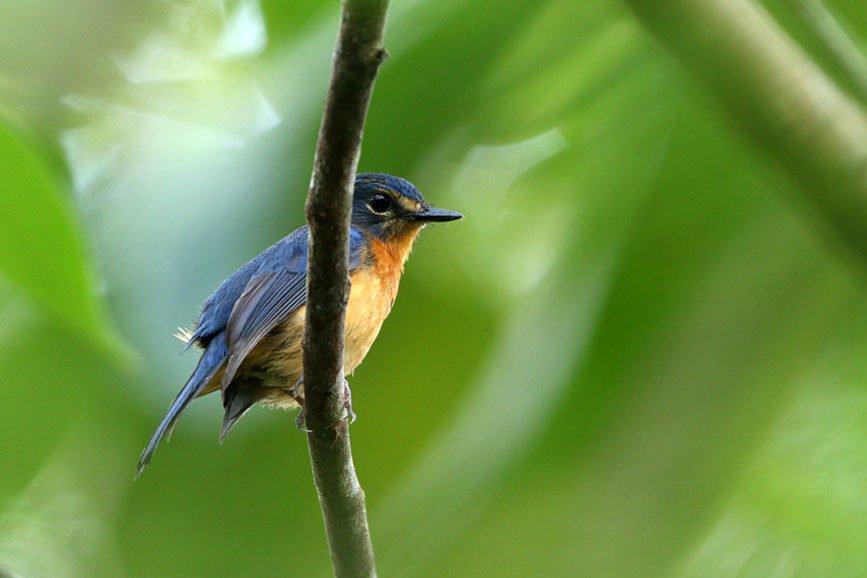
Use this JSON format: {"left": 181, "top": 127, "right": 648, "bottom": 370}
{"left": 221, "top": 269, "right": 308, "bottom": 390}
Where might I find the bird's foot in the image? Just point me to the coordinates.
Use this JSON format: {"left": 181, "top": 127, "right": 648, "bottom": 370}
{"left": 341, "top": 379, "right": 356, "bottom": 425}
{"left": 295, "top": 409, "right": 312, "bottom": 433}
{"left": 281, "top": 379, "right": 311, "bottom": 432}
{"left": 284, "top": 378, "right": 305, "bottom": 405}
{"left": 284, "top": 379, "right": 355, "bottom": 430}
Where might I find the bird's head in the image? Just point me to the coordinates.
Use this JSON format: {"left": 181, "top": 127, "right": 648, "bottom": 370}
{"left": 351, "top": 173, "right": 462, "bottom": 242}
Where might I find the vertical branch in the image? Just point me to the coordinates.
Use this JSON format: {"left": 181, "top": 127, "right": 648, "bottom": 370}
{"left": 302, "top": 1, "right": 388, "bottom": 577}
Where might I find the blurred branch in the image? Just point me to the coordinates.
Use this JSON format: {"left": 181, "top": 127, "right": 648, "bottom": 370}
{"left": 622, "top": 0, "right": 867, "bottom": 260}
{"left": 789, "top": 0, "right": 867, "bottom": 105}
{"left": 302, "top": 0, "right": 388, "bottom": 577}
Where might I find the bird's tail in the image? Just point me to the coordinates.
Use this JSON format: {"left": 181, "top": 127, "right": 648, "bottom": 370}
{"left": 220, "top": 382, "right": 264, "bottom": 442}
{"left": 136, "top": 334, "right": 228, "bottom": 477}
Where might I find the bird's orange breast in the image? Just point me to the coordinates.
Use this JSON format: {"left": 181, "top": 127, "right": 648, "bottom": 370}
{"left": 343, "top": 268, "right": 393, "bottom": 373}
{"left": 343, "top": 227, "right": 421, "bottom": 372}
{"left": 222, "top": 227, "right": 422, "bottom": 401}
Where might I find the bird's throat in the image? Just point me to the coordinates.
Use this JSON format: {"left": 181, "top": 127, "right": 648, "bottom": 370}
{"left": 372, "top": 224, "right": 422, "bottom": 274}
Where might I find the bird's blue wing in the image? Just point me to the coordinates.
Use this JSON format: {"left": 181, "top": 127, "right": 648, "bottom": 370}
{"left": 188, "top": 226, "right": 311, "bottom": 347}
{"left": 140, "top": 226, "right": 364, "bottom": 472}
{"left": 219, "top": 270, "right": 306, "bottom": 389}
{"left": 218, "top": 226, "right": 366, "bottom": 389}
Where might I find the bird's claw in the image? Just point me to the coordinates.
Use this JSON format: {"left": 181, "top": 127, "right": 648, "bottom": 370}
{"left": 286, "top": 378, "right": 305, "bottom": 405}
{"left": 295, "top": 409, "right": 312, "bottom": 433}
{"left": 342, "top": 379, "right": 356, "bottom": 425}
{"left": 281, "top": 379, "right": 311, "bottom": 432}
{"left": 342, "top": 405, "right": 357, "bottom": 425}
{"left": 288, "top": 378, "right": 355, "bottom": 430}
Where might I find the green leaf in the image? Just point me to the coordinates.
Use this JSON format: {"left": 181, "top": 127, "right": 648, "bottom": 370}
{"left": 0, "top": 126, "right": 134, "bottom": 509}
{"left": 0, "top": 125, "right": 129, "bottom": 360}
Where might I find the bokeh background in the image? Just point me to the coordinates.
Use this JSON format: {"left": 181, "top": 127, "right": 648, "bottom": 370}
{"left": 3, "top": 0, "right": 867, "bottom": 576}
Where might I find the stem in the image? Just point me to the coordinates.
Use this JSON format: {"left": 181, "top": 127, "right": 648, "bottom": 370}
{"left": 789, "top": 0, "right": 867, "bottom": 106}
{"left": 301, "top": 0, "right": 388, "bottom": 577}
{"left": 622, "top": 0, "right": 867, "bottom": 260}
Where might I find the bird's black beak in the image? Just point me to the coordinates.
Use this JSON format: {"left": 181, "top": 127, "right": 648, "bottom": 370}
{"left": 410, "top": 207, "right": 463, "bottom": 222}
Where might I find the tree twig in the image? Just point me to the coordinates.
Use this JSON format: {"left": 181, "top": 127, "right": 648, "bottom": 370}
{"left": 789, "top": 0, "right": 867, "bottom": 107}
{"left": 301, "top": 0, "right": 389, "bottom": 577}
{"left": 622, "top": 0, "right": 867, "bottom": 261}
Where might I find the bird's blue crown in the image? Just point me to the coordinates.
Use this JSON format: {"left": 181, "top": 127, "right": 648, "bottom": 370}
{"left": 355, "top": 172, "right": 426, "bottom": 205}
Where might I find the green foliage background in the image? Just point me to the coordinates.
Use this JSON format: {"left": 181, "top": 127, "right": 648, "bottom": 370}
{"left": 2, "top": 0, "right": 867, "bottom": 576}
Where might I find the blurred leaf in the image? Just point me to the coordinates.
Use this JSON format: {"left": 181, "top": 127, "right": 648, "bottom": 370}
{"left": 0, "top": 290, "right": 124, "bottom": 510}
{"left": 0, "top": 124, "right": 131, "bottom": 510}
{"left": 0, "top": 426, "right": 129, "bottom": 578}
{"left": 373, "top": 39, "right": 678, "bottom": 575}
{"left": 0, "top": 125, "right": 127, "bottom": 358}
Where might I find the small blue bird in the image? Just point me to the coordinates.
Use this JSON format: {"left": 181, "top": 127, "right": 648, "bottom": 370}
{"left": 138, "top": 173, "right": 461, "bottom": 474}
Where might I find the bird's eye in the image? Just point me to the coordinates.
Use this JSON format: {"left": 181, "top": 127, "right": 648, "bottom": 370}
{"left": 368, "top": 193, "right": 392, "bottom": 214}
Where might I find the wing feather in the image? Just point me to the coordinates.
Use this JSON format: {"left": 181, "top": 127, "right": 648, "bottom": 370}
{"left": 221, "top": 270, "right": 307, "bottom": 390}
{"left": 216, "top": 226, "right": 367, "bottom": 392}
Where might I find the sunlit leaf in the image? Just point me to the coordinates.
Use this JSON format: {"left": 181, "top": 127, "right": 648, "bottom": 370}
{"left": 0, "top": 125, "right": 126, "bottom": 357}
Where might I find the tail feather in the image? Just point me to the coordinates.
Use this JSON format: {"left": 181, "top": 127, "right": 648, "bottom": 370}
{"left": 220, "top": 384, "right": 263, "bottom": 442}
{"left": 136, "top": 333, "right": 228, "bottom": 477}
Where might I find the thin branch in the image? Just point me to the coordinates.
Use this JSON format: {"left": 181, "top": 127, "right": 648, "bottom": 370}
{"left": 301, "top": 0, "right": 389, "bottom": 577}
{"left": 622, "top": 0, "right": 867, "bottom": 260}
{"left": 789, "top": 0, "right": 867, "bottom": 106}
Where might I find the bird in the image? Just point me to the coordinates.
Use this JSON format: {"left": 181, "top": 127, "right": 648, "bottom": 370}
{"left": 137, "top": 173, "right": 462, "bottom": 475}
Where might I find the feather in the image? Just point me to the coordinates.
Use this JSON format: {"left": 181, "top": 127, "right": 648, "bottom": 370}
{"left": 220, "top": 383, "right": 264, "bottom": 442}
{"left": 138, "top": 226, "right": 369, "bottom": 471}
{"left": 136, "top": 332, "right": 228, "bottom": 477}
{"left": 220, "top": 270, "right": 308, "bottom": 391}
{"left": 173, "top": 326, "right": 194, "bottom": 345}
